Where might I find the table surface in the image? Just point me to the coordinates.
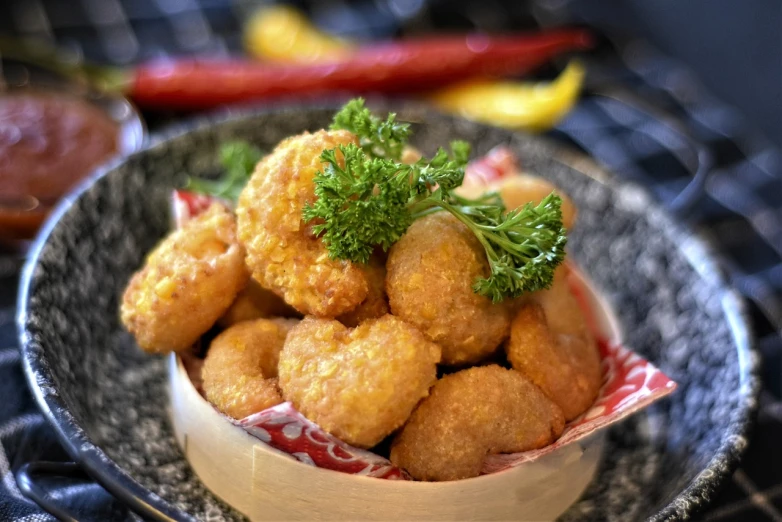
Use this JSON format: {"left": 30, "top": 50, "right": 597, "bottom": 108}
{"left": 1, "top": 1, "right": 782, "bottom": 520}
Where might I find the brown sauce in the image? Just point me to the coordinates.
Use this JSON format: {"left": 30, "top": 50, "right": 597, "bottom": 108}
{"left": 0, "top": 92, "right": 119, "bottom": 239}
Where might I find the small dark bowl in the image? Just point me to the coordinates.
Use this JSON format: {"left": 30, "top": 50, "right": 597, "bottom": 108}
{"left": 0, "top": 56, "right": 145, "bottom": 261}
{"left": 18, "top": 103, "right": 759, "bottom": 521}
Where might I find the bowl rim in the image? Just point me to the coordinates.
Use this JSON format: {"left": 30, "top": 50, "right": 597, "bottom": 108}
{"left": 16, "top": 101, "right": 760, "bottom": 521}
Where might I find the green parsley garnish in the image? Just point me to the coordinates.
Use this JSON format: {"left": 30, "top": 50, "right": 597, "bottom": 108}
{"left": 187, "top": 141, "right": 262, "bottom": 201}
{"left": 329, "top": 98, "right": 411, "bottom": 160}
{"left": 305, "top": 98, "right": 567, "bottom": 302}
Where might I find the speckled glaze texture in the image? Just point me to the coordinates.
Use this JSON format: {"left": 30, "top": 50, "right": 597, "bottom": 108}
{"left": 18, "top": 103, "right": 759, "bottom": 521}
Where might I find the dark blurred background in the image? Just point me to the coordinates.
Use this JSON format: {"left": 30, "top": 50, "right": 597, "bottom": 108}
{"left": 0, "top": 0, "right": 780, "bottom": 147}
{"left": 562, "top": 0, "right": 782, "bottom": 148}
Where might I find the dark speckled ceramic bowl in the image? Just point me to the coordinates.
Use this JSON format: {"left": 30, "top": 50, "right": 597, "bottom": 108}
{"left": 18, "top": 103, "right": 759, "bottom": 521}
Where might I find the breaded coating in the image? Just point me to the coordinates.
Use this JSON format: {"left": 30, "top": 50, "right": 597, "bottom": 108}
{"left": 386, "top": 212, "right": 511, "bottom": 365}
{"left": 505, "top": 268, "right": 602, "bottom": 421}
{"left": 121, "top": 203, "right": 249, "bottom": 354}
{"left": 236, "top": 129, "right": 370, "bottom": 317}
{"left": 278, "top": 315, "right": 441, "bottom": 448}
{"left": 202, "top": 317, "right": 299, "bottom": 419}
{"left": 390, "top": 365, "right": 565, "bottom": 481}
{"left": 218, "top": 279, "right": 299, "bottom": 327}
{"left": 337, "top": 255, "right": 388, "bottom": 327}
{"left": 457, "top": 174, "right": 577, "bottom": 230}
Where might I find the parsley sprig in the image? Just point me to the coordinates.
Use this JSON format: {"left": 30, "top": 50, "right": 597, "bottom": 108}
{"left": 329, "top": 98, "right": 411, "bottom": 160}
{"left": 305, "top": 98, "right": 567, "bottom": 302}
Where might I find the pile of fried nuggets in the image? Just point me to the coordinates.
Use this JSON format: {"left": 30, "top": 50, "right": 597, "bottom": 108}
{"left": 120, "top": 129, "right": 602, "bottom": 481}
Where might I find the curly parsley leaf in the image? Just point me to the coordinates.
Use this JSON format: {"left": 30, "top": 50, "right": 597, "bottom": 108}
{"left": 330, "top": 98, "right": 411, "bottom": 160}
{"left": 303, "top": 144, "right": 413, "bottom": 263}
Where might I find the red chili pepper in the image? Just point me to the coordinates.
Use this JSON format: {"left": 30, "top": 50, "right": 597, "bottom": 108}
{"left": 129, "top": 29, "right": 592, "bottom": 110}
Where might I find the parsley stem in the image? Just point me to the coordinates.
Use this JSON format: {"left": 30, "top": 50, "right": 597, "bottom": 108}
{"left": 434, "top": 199, "right": 502, "bottom": 263}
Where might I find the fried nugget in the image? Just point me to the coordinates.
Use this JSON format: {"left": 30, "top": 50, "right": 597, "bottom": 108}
{"left": 218, "top": 279, "right": 299, "bottom": 327}
{"left": 390, "top": 365, "right": 565, "bottom": 481}
{"left": 278, "top": 315, "right": 441, "bottom": 448}
{"left": 457, "top": 174, "right": 577, "bottom": 230}
{"left": 337, "top": 254, "right": 389, "bottom": 327}
{"left": 121, "top": 203, "right": 248, "bottom": 354}
{"left": 505, "top": 267, "right": 602, "bottom": 421}
{"left": 202, "top": 317, "right": 299, "bottom": 419}
{"left": 386, "top": 212, "right": 511, "bottom": 365}
{"left": 236, "top": 129, "right": 370, "bottom": 317}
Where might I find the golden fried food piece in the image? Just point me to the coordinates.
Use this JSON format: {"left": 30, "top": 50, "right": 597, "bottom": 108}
{"left": 506, "top": 268, "right": 602, "bottom": 421}
{"left": 337, "top": 255, "right": 388, "bottom": 327}
{"left": 218, "top": 279, "right": 299, "bottom": 327}
{"left": 400, "top": 145, "right": 422, "bottom": 164}
{"left": 278, "top": 315, "right": 441, "bottom": 448}
{"left": 202, "top": 317, "right": 299, "bottom": 419}
{"left": 386, "top": 212, "right": 511, "bottom": 365}
{"left": 236, "top": 129, "right": 370, "bottom": 317}
{"left": 457, "top": 174, "right": 577, "bottom": 230}
{"left": 390, "top": 365, "right": 565, "bottom": 481}
{"left": 121, "top": 203, "right": 249, "bottom": 354}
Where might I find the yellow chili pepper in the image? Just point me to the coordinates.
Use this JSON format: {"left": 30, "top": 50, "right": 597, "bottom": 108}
{"left": 243, "top": 6, "right": 584, "bottom": 132}
{"left": 430, "top": 61, "right": 585, "bottom": 132}
{"left": 244, "top": 5, "right": 353, "bottom": 63}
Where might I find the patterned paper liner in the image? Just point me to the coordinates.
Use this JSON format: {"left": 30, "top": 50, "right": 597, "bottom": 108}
{"left": 238, "top": 403, "right": 408, "bottom": 479}
{"left": 174, "top": 146, "right": 677, "bottom": 480}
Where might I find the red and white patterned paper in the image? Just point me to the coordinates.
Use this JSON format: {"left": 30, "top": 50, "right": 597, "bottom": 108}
{"left": 171, "top": 189, "right": 228, "bottom": 228}
{"left": 463, "top": 145, "right": 520, "bottom": 189}
{"left": 238, "top": 404, "right": 408, "bottom": 479}
{"left": 176, "top": 147, "right": 677, "bottom": 480}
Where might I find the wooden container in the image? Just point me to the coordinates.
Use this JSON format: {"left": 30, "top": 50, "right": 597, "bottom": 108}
{"left": 167, "top": 267, "right": 619, "bottom": 521}
{"left": 169, "top": 353, "right": 604, "bottom": 521}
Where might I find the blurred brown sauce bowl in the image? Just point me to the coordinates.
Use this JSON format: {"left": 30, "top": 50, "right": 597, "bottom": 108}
{"left": 0, "top": 92, "right": 120, "bottom": 238}
{"left": 0, "top": 83, "right": 144, "bottom": 247}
